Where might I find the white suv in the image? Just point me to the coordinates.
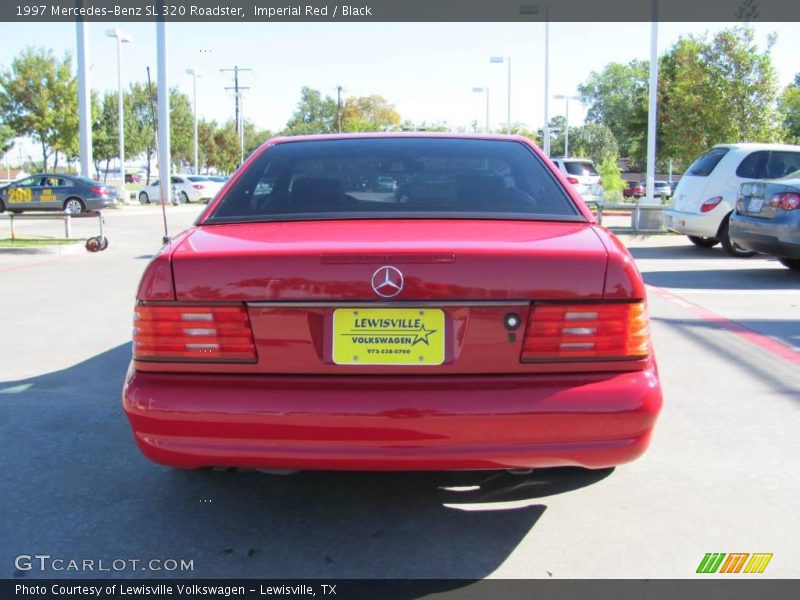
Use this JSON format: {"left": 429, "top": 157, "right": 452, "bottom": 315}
{"left": 550, "top": 158, "right": 604, "bottom": 205}
{"left": 666, "top": 143, "right": 800, "bottom": 256}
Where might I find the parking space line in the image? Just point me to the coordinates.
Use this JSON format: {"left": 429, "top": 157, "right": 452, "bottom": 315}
{"left": 646, "top": 284, "right": 800, "bottom": 366}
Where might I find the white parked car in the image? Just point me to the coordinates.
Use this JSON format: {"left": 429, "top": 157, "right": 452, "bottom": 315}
{"left": 550, "top": 158, "right": 604, "bottom": 205}
{"left": 665, "top": 143, "right": 800, "bottom": 256}
{"left": 138, "top": 175, "right": 217, "bottom": 205}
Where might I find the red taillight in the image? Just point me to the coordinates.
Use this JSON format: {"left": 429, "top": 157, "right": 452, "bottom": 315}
{"left": 91, "top": 186, "right": 109, "bottom": 196}
{"left": 192, "top": 184, "right": 205, "bottom": 190}
{"left": 566, "top": 176, "right": 580, "bottom": 185}
{"left": 770, "top": 192, "right": 800, "bottom": 211}
{"left": 521, "top": 302, "right": 650, "bottom": 362}
{"left": 133, "top": 305, "right": 257, "bottom": 362}
{"left": 700, "top": 196, "right": 723, "bottom": 213}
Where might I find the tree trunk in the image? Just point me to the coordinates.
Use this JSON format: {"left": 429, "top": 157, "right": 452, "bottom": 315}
{"left": 104, "top": 159, "right": 110, "bottom": 183}
{"left": 41, "top": 141, "right": 48, "bottom": 172}
{"left": 53, "top": 151, "right": 59, "bottom": 173}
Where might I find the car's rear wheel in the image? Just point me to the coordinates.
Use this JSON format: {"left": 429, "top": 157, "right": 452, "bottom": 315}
{"left": 64, "top": 198, "right": 85, "bottom": 214}
{"left": 778, "top": 258, "right": 800, "bottom": 271}
{"left": 0, "top": 199, "right": 5, "bottom": 213}
{"left": 139, "top": 192, "right": 150, "bottom": 204}
{"left": 180, "top": 191, "right": 190, "bottom": 204}
{"left": 719, "top": 215, "right": 756, "bottom": 257}
{"left": 687, "top": 235, "right": 719, "bottom": 248}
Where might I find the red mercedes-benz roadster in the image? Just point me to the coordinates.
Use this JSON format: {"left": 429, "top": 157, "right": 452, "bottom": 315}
{"left": 123, "top": 134, "right": 661, "bottom": 471}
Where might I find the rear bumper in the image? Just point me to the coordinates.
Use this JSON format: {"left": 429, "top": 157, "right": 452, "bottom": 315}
{"left": 664, "top": 208, "right": 724, "bottom": 238}
{"left": 122, "top": 367, "right": 662, "bottom": 471}
{"left": 86, "top": 196, "right": 117, "bottom": 210}
{"left": 730, "top": 215, "right": 800, "bottom": 259}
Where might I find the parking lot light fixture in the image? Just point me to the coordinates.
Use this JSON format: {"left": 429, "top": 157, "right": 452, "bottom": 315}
{"left": 472, "top": 87, "right": 490, "bottom": 133}
{"left": 186, "top": 69, "right": 202, "bottom": 175}
{"left": 106, "top": 28, "right": 133, "bottom": 200}
{"left": 489, "top": 56, "right": 511, "bottom": 133}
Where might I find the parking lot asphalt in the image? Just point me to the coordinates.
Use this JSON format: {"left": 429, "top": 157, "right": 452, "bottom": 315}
{"left": 1, "top": 206, "right": 798, "bottom": 579}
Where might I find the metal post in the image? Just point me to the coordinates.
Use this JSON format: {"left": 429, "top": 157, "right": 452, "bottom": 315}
{"left": 65, "top": 215, "right": 72, "bottom": 239}
{"left": 157, "top": 21, "right": 171, "bottom": 207}
{"left": 239, "top": 91, "right": 245, "bottom": 165}
{"left": 10, "top": 215, "right": 15, "bottom": 240}
{"left": 564, "top": 96, "right": 570, "bottom": 157}
{"left": 507, "top": 57, "right": 512, "bottom": 133}
{"left": 543, "top": 8, "right": 551, "bottom": 156}
{"left": 116, "top": 36, "right": 126, "bottom": 200}
{"left": 644, "top": 11, "right": 659, "bottom": 206}
{"left": 485, "top": 88, "right": 490, "bottom": 134}
{"left": 76, "top": 21, "right": 92, "bottom": 177}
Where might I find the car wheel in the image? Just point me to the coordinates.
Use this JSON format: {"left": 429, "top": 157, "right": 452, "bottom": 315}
{"left": 0, "top": 199, "right": 5, "bottom": 213}
{"left": 139, "top": 192, "right": 150, "bottom": 204}
{"left": 687, "top": 235, "right": 720, "bottom": 248}
{"left": 180, "top": 191, "right": 190, "bottom": 204}
{"left": 778, "top": 258, "right": 800, "bottom": 271}
{"left": 719, "top": 215, "right": 756, "bottom": 257}
{"left": 64, "top": 198, "right": 85, "bottom": 214}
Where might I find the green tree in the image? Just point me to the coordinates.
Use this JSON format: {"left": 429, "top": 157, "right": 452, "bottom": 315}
{"left": 125, "top": 82, "right": 156, "bottom": 183}
{"left": 569, "top": 123, "right": 619, "bottom": 164}
{"left": 778, "top": 75, "right": 800, "bottom": 144}
{"left": 0, "top": 47, "right": 78, "bottom": 172}
{"left": 659, "top": 27, "right": 782, "bottom": 168}
{"left": 0, "top": 123, "right": 14, "bottom": 155}
{"left": 284, "top": 87, "right": 337, "bottom": 135}
{"left": 169, "top": 89, "right": 194, "bottom": 166}
{"left": 546, "top": 115, "right": 567, "bottom": 156}
{"left": 597, "top": 156, "right": 626, "bottom": 201}
{"left": 340, "top": 95, "right": 401, "bottom": 132}
{"left": 92, "top": 92, "right": 118, "bottom": 181}
{"left": 578, "top": 60, "right": 648, "bottom": 164}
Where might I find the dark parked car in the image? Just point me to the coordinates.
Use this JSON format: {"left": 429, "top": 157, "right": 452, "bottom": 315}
{"left": 623, "top": 181, "right": 644, "bottom": 199}
{"left": 125, "top": 173, "right": 143, "bottom": 183}
{"left": 730, "top": 173, "right": 800, "bottom": 270}
{"left": 0, "top": 174, "right": 117, "bottom": 214}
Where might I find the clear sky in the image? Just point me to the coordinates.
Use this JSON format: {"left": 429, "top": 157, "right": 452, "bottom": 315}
{"left": 1, "top": 20, "right": 798, "bottom": 163}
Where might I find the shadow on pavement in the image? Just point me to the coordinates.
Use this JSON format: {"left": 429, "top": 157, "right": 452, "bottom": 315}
{"left": 642, "top": 266, "right": 799, "bottom": 290}
{"left": 652, "top": 317, "right": 800, "bottom": 398}
{"left": 0, "top": 343, "right": 613, "bottom": 582}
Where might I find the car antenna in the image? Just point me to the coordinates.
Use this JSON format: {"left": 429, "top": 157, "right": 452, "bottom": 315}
{"left": 147, "top": 66, "right": 170, "bottom": 244}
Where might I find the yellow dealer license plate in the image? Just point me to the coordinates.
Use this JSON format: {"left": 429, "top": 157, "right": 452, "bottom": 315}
{"left": 333, "top": 308, "right": 445, "bottom": 365}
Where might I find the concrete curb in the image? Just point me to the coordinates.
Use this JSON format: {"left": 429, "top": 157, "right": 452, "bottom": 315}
{"left": 0, "top": 242, "right": 86, "bottom": 255}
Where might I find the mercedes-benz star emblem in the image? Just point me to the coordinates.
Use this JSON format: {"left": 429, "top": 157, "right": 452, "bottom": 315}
{"left": 371, "top": 266, "right": 404, "bottom": 298}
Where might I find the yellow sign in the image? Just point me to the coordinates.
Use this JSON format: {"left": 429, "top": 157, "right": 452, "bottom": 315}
{"left": 333, "top": 308, "right": 445, "bottom": 365}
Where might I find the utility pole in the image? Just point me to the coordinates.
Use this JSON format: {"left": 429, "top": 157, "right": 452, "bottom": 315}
{"left": 336, "top": 85, "right": 343, "bottom": 133}
{"left": 221, "top": 66, "right": 251, "bottom": 158}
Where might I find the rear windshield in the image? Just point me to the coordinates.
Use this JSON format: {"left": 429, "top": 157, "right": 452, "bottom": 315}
{"left": 563, "top": 161, "right": 598, "bottom": 176}
{"left": 687, "top": 147, "right": 730, "bottom": 177}
{"left": 207, "top": 138, "right": 581, "bottom": 223}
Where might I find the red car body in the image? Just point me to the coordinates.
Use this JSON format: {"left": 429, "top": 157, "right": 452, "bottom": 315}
{"left": 123, "top": 134, "right": 661, "bottom": 471}
{"left": 623, "top": 181, "right": 645, "bottom": 199}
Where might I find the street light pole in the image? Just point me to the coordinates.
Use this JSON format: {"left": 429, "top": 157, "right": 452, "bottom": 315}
{"left": 543, "top": 7, "right": 551, "bottom": 156}
{"left": 489, "top": 56, "right": 511, "bottom": 133}
{"left": 186, "top": 69, "right": 202, "bottom": 174}
{"left": 471, "top": 87, "right": 490, "bottom": 133}
{"left": 76, "top": 21, "right": 92, "bottom": 178}
{"left": 106, "top": 29, "right": 132, "bottom": 200}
